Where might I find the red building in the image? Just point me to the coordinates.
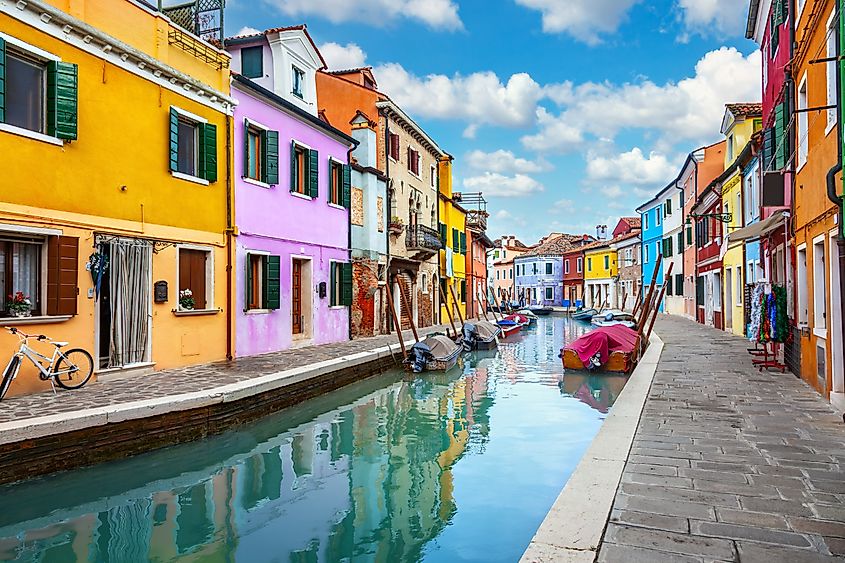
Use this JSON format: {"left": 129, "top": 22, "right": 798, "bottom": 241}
{"left": 561, "top": 234, "right": 598, "bottom": 308}
{"left": 692, "top": 185, "right": 725, "bottom": 329}
{"left": 462, "top": 194, "right": 493, "bottom": 320}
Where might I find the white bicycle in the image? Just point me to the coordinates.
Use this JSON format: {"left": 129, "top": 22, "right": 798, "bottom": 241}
{"left": 0, "top": 327, "right": 94, "bottom": 400}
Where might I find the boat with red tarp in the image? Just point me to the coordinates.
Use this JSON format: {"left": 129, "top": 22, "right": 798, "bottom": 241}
{"left": 561, "top": 325, "right": 642, "bottom": 374}
{"left": 496, "top": 317, "right": 523, "bottom": 339}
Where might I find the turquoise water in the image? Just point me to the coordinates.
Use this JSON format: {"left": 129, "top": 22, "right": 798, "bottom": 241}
{"left": 0, "top": 316, "right": 627, "bottom": 563}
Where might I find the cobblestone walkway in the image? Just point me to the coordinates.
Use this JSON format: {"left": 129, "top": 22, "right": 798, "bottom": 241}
{"left": 0, "top": 324, "right": 453, "bottom": 424}
{"left": 598, "top": 316, "right": 845, "bottom": 562}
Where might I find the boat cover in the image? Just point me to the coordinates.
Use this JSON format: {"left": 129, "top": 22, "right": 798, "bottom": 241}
{"left": 566, "top": 325, "right": 639, "bottom": 368}
{"left": 505, "top": 314, "right": 529, "bottom": 325}
{"left": 497, "top": 319, "right": 518, "bottom": 327}
{"left": 423, "top": 335, "right": 460, "bottom": 358}
{"left": 475, "top": 322, "right": 500, "bottom": 339}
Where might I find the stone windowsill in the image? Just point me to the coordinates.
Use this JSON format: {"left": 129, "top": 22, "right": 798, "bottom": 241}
{"left": 172, "top": 308, "right": 221, "bottom": 317}
{"left": 0, "top": 315, "right": 73, "bottom": 326}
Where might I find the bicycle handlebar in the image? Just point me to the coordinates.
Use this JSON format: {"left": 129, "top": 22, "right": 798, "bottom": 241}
{"left": 5, "top": 327, "right": 49, "bottom": 341}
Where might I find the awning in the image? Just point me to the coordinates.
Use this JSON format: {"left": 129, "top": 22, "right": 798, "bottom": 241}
{"left": 720, "top": 210, "right": 788, "bottom": 259}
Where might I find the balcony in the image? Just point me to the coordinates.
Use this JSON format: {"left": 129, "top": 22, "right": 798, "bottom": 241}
{"left": 466, "top": 210, "right": 488, "bottom": 232}
{"left": 406, "top": 225, "right": 443, "bottom": 259}
{"left": 161, "top": 0, "right": 225, "bottom": 46}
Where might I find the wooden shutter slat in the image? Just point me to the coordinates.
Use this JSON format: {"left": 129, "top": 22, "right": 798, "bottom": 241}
{"left": 200, "top": 122, "right": 217, "bottom": 182}
{"left": 191, "top": 251, "right": 207, "bottom": 309}
{"left": 308, "top": 149, "right": 319, "bottom": 198}
{"left": 47, "top": 236, "right": 78, "bottom": 316}
{"left": 342, "top": 164, "right": 352, "bottom": 208}
{"left": 243, "top": 119, "right": 250, "bottom": 179}
{"left": 169, "top": 108, "right": 179, "bottom": 172}
{"left": 266, "top": 255, "right": 281, "bottom": 310}
{"left": 290, "top": 141, "right": 297, "bottom": 192}
{"left": 0, "top": 37, "right": 6, "bottom": 123}
{"left": 47, "top": 61, "right": 78, "bottom": 140}
{"left": 265, "top": 130, "right": 279, "bottom": 185}
{"left": 330, "top": 263, "right": 336, "bottom": 307}
{"left": 341, "top": 262, "right": 353, "bottom": 306}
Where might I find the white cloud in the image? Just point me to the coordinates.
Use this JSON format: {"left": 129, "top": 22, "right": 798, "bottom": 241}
{"left": 375, "top": 64, "right": 544, "bottom": 132}
{"left": 677, "top": 0, "right": 748, "bottom": 38}
{"left": 234, "top": 26, "right": 261, "bottom": 37}
{"left": 586, "top": 148, "right": 679, "bottom": 186}
{"left": 264, "top": 0, "right": 463, "bottom": 30}
{"left": 520, "top": 107, "right": 585, "bottom": 154}
{"left": 541, "top": 47, "right": 761, "bottom": 145}
{"left": 552, "top": 199, "right": 576, "bottom": 213}
{"left": 319, "top": 42, "right": 367, "bottom": 70}
{"left": 515, "top": 0, "right": 640, "bottom": 45}
{"left": 599, "top": 185, "right": 624, "bottom": 197}
{"left": 462, "top": 172, "right": 545, "bottom": 198}
{"left": 466, "top": 149, "right": 552, "bottom": 174}
{"left": 495, "top": 210, "right": 514, "bottom": 220}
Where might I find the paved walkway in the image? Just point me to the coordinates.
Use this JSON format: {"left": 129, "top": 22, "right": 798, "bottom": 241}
{"left": 0, "top": 324, "right": 455, "bottom": 424}
{"left": 598, "top": 316, "right": 845, "bottom": 562}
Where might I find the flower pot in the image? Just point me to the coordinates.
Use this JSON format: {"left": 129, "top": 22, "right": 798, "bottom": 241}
{"left": 12, "top": 311, "right": 31, "bottom": 318}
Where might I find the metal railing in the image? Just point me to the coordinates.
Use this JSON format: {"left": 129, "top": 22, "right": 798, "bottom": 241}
{"left": 406, "top": 225, "right": 443, "bottom": 253}
{"left": 160, "top": 0, "right": 225, "bottom": 43}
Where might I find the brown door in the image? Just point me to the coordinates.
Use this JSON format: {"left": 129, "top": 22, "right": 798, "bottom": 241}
{"left": 292, "top": 260, "right": 302, "bottom": 335}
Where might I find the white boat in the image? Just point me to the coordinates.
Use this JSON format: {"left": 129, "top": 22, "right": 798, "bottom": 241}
{"left": 591, "top": 310, "right": 636, "bottom": 329}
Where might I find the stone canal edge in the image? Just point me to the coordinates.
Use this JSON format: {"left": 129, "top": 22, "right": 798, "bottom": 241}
{"left": 520, "top": 334, "right": 665, "bottom": 563}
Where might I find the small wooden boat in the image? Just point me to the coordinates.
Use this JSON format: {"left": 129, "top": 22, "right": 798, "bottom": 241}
{"left": 572, "top": 308, "right": 598, "bottom": 321}
{"left": 505, "top": 313, "right": 531, "bottom": 328}
{"left": 516, "top": 309, "right": 539, "bottom": 324}
{"left": 561, "top": 325, "right": 642, "bottom": 374}
{"left": 529, "top": 306, "right": 554, "bottom": 316}
{"left": 462, "top": 321, "right": 500, "bottom": 351}
{"left": 591, "top": 310, "right": 636, "bottom": 329}
{"left": 496, "top": 318, "right": 522, "bottom": 339}
{"left": 406, "top": 335, "right": 462, "bottom": 373}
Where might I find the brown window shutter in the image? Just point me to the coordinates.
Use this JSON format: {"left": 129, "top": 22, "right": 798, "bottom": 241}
{"left": 47, "top": 236, "right": 79, "bottom": 316}
{"left": 179, "top": 249, "right": 207, "bottom": 309}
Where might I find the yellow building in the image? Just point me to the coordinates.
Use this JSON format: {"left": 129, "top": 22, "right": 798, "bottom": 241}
{"left": 583, "top": 241, "right": 618, "bottom": 309}
{"left": 0, "top": 0, "right": 234, "bottom": 396}
{"left": 438, "top": 155, "right": 467, "bottom": 324}
{"left": 719, "top": 104, "right": 762, "bottom": 336}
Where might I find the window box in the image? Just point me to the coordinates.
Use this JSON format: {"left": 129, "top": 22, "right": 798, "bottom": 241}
{"left": 172, "top": 308, "right": 221, "bottom": 317}
{"left": 0, "top": 315, "right": 72, "bottom": 326}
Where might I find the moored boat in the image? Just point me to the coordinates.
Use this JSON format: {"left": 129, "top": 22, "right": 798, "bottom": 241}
{"left": 515, "top": 309, "right": 539, "bottom": 324}
{"left": 406, "top": 335, "right": 462, "bottom": 373}
{"left": 528, "top": 306, "right": 554, "bottom": 316}
{"left": 462, "top": 321, "right": 500, "bottom": 351}
{"left": 571, "top": 308, "right": 598, "bottom": 321}
{"left": 561, "top": 325, "right": 642, "bottom": 374}
{"left": 505, "top": 313, "right": 531, "bottom": 328}
{"left": 496, "top": 318, "right": 522, "bottom": 339}
{"left": 591, "top": 310, "right": 636, "bottom": 329}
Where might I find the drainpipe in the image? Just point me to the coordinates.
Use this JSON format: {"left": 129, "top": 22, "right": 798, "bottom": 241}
{"left": 225, "top": 112, "right": 234, "bottom": 361}
{"left": 347, "top": 144, "right": 355, "bottom": 342}
{"left": 384, "top": 118, "right": 393, "bottom": 335}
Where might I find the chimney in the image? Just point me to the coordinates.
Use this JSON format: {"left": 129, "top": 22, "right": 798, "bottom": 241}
{"left": 595, "top": 225, "right": 608, "bottom": 240}
{"left": 351, "top": 122, "right": 376, "bottom": 168}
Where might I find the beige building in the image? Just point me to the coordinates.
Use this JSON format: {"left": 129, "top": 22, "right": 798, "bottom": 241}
{"left": 376, "top": 99, "right": 443, "bottom": 329}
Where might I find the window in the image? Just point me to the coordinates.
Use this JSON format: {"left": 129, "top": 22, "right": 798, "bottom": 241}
{"left": 813, "top": 238, "right": 827, "bottom": 331}
{"left": 460, "top": 280, "right": 466, "bottom": 303}
{"left": 564, "top": 260, "right": 570, "bottom": 274}
{"left": 241, "top": 46, "right": 263, "bottom": 79}
{"left": 292, "top": 66, "right": 305, "bottom": 98}
{"left": 545, "top": 262, "right": 553, "bottom": 275}
{"left": 532, "top": 263, "right": 538, "bottom": 275}
{"left": 388, "top": 133, "right": 400, "bottom": 160}
{"left": 687, "top": 226, "right": 693, "bottom": 246}
{"left": 714, "top": 272, "right": 722, "bottom": 310}
{"left": 577, "top": 257, "right": 583, "bottom": 273}
{"left": 545, "top": 287, "right": 553, "bottom": 300}
{"left": 656, "top": 207, "right": 662, "bottom": 226}
{"left": 178, "top": 247, "right": 211, "bottom": 310}
{"left": 665, "top": 198, "right": 672, "bottom": 216}
{"left": 643, "top": 213, "right": 649, "bottom": 230}
{"left": 587, "top": 257, "right": 592, "bottom": 272}
{"left": 329, "top": 261, "right": 353, "bottom": 307}
{"left": 675, "top": 274, "right": 683, "bottom": 297}
{"left": 1, "top": 38, "right": 78, "bottom": 141}
{"left": 407, "top": 147, "right": 420, "bottom": 176}
{"left": 497, "top": 270, "right": 500, "bottom": 280}
{"left": 797, "top": 245, "right": 808, "bottom": 324}
{"left": 329, "top": 159, "right": 348, "bottom": 206}
{"left": 827, "top": 10, "right": 837, "bottom": 132}
{"left": 677, "top": 231, "right": 684, "bottom": 251}
{"left": 798, "top": 76, "right": 808, "bottom": 168}
{"left": 291, "top": 142, "right": 318, "bottom": 197}
{"left": 727, "top": 134, "right": 735, "bottom": 162}
{"left": 245, "top": 253, "right": 280, "bottom": 311}
{"left": 431, "top": 164, "right": 437, "bottom": 187}
{"left": 645, "top": 244, "right": 650, "bottom": 263}
{"left": 604, "top": 255, "right": 609, "bottom": 270}
{"left": 169, "top": 108, "right": 216, "bottom": 182}
{"left": 735, "top": 266, "right": 743, "bottom": 306}
{"left": 244, "top": 122, "right": 279, "bottom": 185}
{"left": 0, "top": 239, "right": 41, "bottom": 316}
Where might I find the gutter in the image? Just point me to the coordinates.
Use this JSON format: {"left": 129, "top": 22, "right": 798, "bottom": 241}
{"left": 830, "top": 0, "right": 845, "bottom": 387}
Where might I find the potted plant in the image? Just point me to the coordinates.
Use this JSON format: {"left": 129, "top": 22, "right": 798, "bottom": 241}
{"left": 179, "top": 289, "right": 195, "bottom": 310}
{"left": 388, "top": 216, "right": 404, "bottom": 235}
{"left": 6, "top": 292, "right": 32, "bottom": 317}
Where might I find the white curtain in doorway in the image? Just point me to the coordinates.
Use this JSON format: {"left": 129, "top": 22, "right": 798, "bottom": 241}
{"left": 109, "top": 240, "right": 151, "bottom": 367}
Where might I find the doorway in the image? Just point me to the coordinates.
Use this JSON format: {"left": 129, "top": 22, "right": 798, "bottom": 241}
{"left": 292, "top": 259, "right": 302, "bottom": 335}
{"left": 291, "top": 257, "right": 313, "bottom": 340}
{"left": 725, "top": 268, "right": 733, "bottom": 333}
{"left": 96, "top": 239, "right": 152, "bottom": 369}
{"left": 830, "top": 232, "right": 844, "bottom": 410}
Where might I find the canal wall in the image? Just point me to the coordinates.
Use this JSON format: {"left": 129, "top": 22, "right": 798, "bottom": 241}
{"left": 0, "top": 341, "right": 415, "bottom": 486}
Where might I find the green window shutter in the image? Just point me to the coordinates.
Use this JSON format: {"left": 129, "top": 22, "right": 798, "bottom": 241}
{"left": 245, "top": 254, "right": 253, "bottom": 309}
{"left": 460, "top": 232, "right": 467, "bottom": 254}
{"left": 687, "top": 226, "right": 693, "bottom": 246}
{"left": 330, "top": 263, "right": 337, "bottom": 307}
{"left": 290, "top": 141, "right": 297, "bottom": 192}
{"left": 341, "top": 262, "right": 353, "bottom": 306}
{"left": 264, "top": 255, "right": 281, "bottom": 310}
{"left": 243, "top": 119, "right": 250, "bottom": 178}
{"left": 308, "top": 149, "right": 319, "bottom": 198}
{"left": 668, "top": 237, "right": 673, "bottom": 257}
{"left": 0, "top": 37, "right": 6, "bottom": 123}
{"left": 452, "top": 229, "right": 459, "bottom": 252}
{"left": 47, "top": 61, "right": 78, "bottom": 140}
{"left": 265, "top": 130, "right": 279, "bottom": 184}
{"left": 169, "top": 108, "right": 179, "bottom": 172}
{"left": 439, "top": 223, "right": 446, "bottom": 243}
{"left": 199, "top": 122, "right": 217, "bottom": 182}
{"left": 342, "top": 164, "right": 352, "bottom": 208}
{"left": 678, "top": 231, "right": 684, "bottom": 250}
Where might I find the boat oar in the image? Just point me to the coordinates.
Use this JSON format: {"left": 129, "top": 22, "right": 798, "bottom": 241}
{"left": 396, "top": 277, "right": 420, "bottom": 344}
{"left": 631, "top": 282, "right": 644, "bottom": 318}
{"left": 383, "top": 279, "right": 408, "bottom": 360}
{"left": 438, "top": 283, "right": 458, "bottom": 338}
{"left": 644, "top": 262, "right": 675, "bottom": 346}
{"left": 486, "top": 291, "right": 501, "bottom": 322}
{"left": 449, "top": 284, "right": 466, "bottom": 329}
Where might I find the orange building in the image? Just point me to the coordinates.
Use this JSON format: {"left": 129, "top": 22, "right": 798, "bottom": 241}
{"left": 792, "top": 0, "right": 843, "bottom": 403}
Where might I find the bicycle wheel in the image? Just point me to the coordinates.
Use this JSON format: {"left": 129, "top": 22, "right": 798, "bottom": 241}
{"left": 0, "top": 356, "right": 21, "bottom": 401}
{"left": 54, "top": 348, "right": 94, "bottom": 390}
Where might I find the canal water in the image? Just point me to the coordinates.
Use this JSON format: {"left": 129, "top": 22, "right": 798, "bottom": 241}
{"left": 0, "top": 316, "right": 627, "bottom": 563}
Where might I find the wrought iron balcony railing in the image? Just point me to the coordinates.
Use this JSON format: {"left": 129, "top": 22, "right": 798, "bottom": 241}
{"left": 466, "top": 210, "right": 488, "bottom": 231}
{"left": 406, "top": 225, "right": 443, "bottom": 253}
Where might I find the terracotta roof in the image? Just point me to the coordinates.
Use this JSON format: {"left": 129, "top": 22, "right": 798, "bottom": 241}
{"left": 622, "top": 216, "right": 641, "bottom": 228}
{"left": 582, "top": 229, "right": 641, "bottom": 252}
{"left": 726, "top": 103, "right": 762, "bottom": 118}
{"left": 325, "top": 67, "right": 373, "bottom": 75}
{"left": 521, "top": 234, "right": 593, "bottom": 257}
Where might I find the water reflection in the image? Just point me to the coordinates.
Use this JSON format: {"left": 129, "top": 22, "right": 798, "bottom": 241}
{"left": 0, "top": 317, "right": 625, "bottom": 563}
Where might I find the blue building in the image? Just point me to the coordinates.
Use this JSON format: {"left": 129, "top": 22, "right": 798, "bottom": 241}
{"left": 637, "top": 197, "right": 665, "bottom": 311}
{"left": 742, "top": 156, "right": 762, "bottom": 285}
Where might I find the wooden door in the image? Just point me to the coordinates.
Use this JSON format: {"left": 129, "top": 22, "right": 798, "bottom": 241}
{"left": 292, "top": 260, "right": 302, "bottom": 335}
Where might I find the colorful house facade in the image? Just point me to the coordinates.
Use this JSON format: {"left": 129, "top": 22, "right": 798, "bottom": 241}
{"left": 0, "top": 0, "right": 232, "bottom": 396}
{"left": 438, "top": 155, "right": 468, "bottom": 322}
{"left": 225, "top": 28, "right": 357, "bottom": 355}
{"left": 464, "top": 195, "right": 493, "bottom": 320}
{"left": 514, "top": 234, "right": 590, "bottom": 307}
{"left": 638, "top": 198, "right": 664, "bottom": 311}
{"left": 490, "top": 236, "right": 530, "bottom": 303}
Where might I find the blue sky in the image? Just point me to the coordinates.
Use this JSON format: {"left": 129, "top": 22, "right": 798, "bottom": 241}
{"left": 225, "top": 0, "right": 760, "bottom": 245}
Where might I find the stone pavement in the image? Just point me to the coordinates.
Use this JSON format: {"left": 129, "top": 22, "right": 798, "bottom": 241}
{"left": 0, "top": 323, "right": 453, "bottom": 424}
{"left": 598, "top": 316, "right": 845, "bottom": 562}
